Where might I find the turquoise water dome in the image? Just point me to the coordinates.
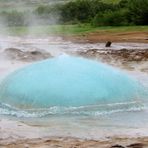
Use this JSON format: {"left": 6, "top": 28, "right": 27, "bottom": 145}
{"left": 0, "top": 55, "right": 145, "bottom": 109}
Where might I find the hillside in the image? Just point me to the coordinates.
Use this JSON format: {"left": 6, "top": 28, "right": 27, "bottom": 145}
{"left": 0, "top": 0, "right": 147, "bottom": 27}
{"left": 0, "top": 0, "right": 70, "bottom": 11}
{"left": 0, "top": 0, "right": 121, "bottom": 11}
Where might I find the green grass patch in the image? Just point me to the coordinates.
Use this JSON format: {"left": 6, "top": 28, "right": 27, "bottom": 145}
{"left": 0, "top": 24, "right": 148, "bottom": 36}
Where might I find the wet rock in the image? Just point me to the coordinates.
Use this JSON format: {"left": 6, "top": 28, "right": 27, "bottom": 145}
{"left": 127, "top": 143, "right": 144, "bottom": 148}
{"left": 30, "top": 51, "right": 42, "bottom": 55}
{"left": 105, "top": 41, "right": 112, "bottom": 47}
{"left": 77, "top": 48, "right": 148, "bottom": 63}
{"left": 110, "top": 144, "right": 125, "bottom": 148}
{"left": 4, "top": 48, "right": 52, "bottom": 62}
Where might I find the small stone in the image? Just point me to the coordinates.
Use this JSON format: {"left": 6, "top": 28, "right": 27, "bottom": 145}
{"left": 105, "top": 41, "right": 112, "bottom": 47}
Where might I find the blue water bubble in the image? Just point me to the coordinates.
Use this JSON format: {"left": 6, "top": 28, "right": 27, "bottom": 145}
{"left": 0, "top": 55, "right": 146, "bottom": 109}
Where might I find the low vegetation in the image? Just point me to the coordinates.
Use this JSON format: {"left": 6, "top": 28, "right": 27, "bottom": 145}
{"left": 0, "top": 0, "right": 147, "bottom": 27}
{"left": 1, "top": 24, "right": 148, "bottom": 36}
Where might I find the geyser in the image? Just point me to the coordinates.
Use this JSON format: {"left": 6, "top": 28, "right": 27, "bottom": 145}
{"left": 0, "top": 55, "right": 145, "bottom": 109}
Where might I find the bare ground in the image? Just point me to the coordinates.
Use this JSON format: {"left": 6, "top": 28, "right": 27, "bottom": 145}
{"left": 0, "top": 31, "right": 148, "bottom": 148}
{"left": 1, "top": 137, "right": 148, "bottom": 148}
{"left": 63, "top": 31, "right": 148, "bottom": 43}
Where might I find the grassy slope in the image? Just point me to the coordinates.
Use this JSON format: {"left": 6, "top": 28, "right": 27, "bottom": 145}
{"left": 0, "top": 0, "right": 146, "bottom": 36}
{"left": 0, "top": 0, "right": 121, "bottom": 12}
{"left": 0, "top": 0, "right": 120, "bottom": 11}
{"left": 1, "top": 24, "right": 147, "bottom": 36}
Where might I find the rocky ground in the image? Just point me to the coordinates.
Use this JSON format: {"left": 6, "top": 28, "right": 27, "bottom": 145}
{"left": 1, "top": 137, "right": 148, "bottom": 148}
{"left": 0, "top": 32, "right": 148, "bottom": 147}
{"left": 4, "top": 47, "right": 52, "bottom": 62}
{"left": 74, "top": 48, "right": 148, "bottom": 73}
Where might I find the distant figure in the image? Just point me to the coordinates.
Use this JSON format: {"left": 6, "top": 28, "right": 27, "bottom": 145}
{"left": 105, "top": 41, "right": 112, "bottom": 47}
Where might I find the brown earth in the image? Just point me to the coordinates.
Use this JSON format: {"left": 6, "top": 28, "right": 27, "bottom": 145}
{"left": 63, "top": 31, "right": 148, "bottom": 43}
{"left": 1, "top": 137, "right": 148, "bottom": 148}
{"left": 64, "top": 31, "right": 148, "bottom": 73}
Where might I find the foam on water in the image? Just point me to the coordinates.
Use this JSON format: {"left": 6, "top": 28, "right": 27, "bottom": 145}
{"left": 0, "top": 55, "right": 147, "bottom": 117}
{"left": 0, "top": 101, "right": 146, "bottom": 118}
